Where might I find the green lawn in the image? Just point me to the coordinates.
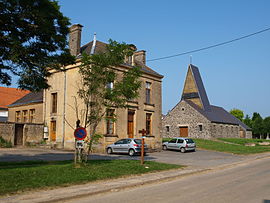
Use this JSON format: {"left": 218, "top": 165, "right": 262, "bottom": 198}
{"left": 218, "top": 138, "right": 269, "bottom": 146}
{"left": 0, "top": 160, "right": 182, "bottom": 196}
{"left": 193, "top": 138, "right": 270, "bottom": 155}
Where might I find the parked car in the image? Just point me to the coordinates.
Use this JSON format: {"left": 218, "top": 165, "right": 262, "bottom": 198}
{"left": 162, "top": 137, "right": 196, "bottom": 153}
{"left": 106, "top": 138, "right": 148, "bottom": 156}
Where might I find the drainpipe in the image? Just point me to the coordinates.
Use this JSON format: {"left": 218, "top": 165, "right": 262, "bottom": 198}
{"left": 62, "top": 69, "right": 67, "bottom": 148}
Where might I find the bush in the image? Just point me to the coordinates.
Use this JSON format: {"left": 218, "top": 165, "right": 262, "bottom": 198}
{"left": 0, "top": 136, "right": 12, "bottom": 148}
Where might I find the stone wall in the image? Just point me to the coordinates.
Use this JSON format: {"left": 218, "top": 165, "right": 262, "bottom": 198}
{"left": 162, "top": 100, "right": 212, "bottom": 139}
{"left": 23, "top": 124, "right": 44, "bottom": 144}
{"left": 210, "top": 123, "right": 239, "bottom": 138}
{"left": 0, "top": 122, "right": 14, "bottom": 144}
{"left": 0, "top": 122, "right": 44, "bottom": 146}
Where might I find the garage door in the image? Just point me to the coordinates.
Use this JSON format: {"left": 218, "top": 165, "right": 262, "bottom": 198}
{"left": 180, "top": 126, "right": 188, "bottom": 137}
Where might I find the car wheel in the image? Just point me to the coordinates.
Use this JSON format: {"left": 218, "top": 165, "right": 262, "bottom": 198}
{"left": 128, "top": 149, "right": 135, "bottom": 156}
{"left": 180, "top": 147, "right": 186, "bottom": 153}
{"left": 162, "top": 145, "right": 167, "bottom": 150}
{"left": 107, "top": 147, "right": 113, "bottom": 154}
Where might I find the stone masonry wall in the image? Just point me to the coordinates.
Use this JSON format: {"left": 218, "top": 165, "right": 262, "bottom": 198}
{"left": 210, "top": 123, "right": 239, "bottom": 138}
{"left": 24, "top": 124, "right": 44, "bottom": 144}
{"left": 162, "top": 100, "right": 212, "bottom": 139}
{"left": 0, "top": 122, "right": 15, "bottom": 144}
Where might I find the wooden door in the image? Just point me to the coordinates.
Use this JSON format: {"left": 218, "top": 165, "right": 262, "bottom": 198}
{"left": 14, "top": 124, "right": 24, "bottom": 145}
{"left": 127, "top": 111, "right": 135, "bottom": 138}
{"left": 50, "top": 121, "right": 56, "bottom": 141}
{"left": 180, "top": 126, "right": 188, "bottom": 137}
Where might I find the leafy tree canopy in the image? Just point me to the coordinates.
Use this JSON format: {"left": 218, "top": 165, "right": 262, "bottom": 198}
{"left": 252, "top": 112, "right": 263, "bottom": 135}
{"left": 0, "top": 0, "right": 75, "bottom": 91}
{"left": 243, "top": 114, "right": 252, "bottom": 128}
{"left": 230, "top": 108, "right": 244, "bottom": 121}
{"left": 263, "top": 116, "right": 270, "bottom": 134}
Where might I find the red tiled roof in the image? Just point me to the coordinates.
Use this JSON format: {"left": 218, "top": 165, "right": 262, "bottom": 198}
{"left": 0, "top": 87, "right": 30, "bottom": 109}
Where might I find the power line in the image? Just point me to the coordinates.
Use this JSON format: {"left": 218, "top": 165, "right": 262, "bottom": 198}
{"left": 147, "top": 27, "right": 270, "bottom": 62}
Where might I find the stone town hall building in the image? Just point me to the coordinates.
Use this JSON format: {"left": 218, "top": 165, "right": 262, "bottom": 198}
{"left": 44, "top": 24, "right": 163, "bottom": 151}
{"left": 162, "top": 64, "right": 252, "bottom": 139}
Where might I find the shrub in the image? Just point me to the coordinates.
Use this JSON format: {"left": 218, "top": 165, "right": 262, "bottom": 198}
{"left": 0, "top": 136, "right": 12, "bottom": 148}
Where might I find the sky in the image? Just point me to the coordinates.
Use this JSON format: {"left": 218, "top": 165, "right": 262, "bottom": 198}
{"left": 13, "top": 0, "right": 270, "bottom": 118}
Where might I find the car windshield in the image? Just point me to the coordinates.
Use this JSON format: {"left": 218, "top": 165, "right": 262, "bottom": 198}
{"left": 185, "top": 139, "right": 194, "bottom": 143}
{"left": 134, "top": 139, "right": 142, "bottom": 144}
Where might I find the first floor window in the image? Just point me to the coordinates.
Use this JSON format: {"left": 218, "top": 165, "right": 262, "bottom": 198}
{"left": 146, "top": 113, "right": 152, "bottom": 135}
{"left": 51, "top": 93, "right": 57, "bottom": 113}
{"left": 106, "top": 109, "right": 115, "bottom": 135}
{"left": 15, "top": 111, "right": 21, "bottom": 122}
{"left": 145, "top": 82, "right": 151, "bottom": 104}
{"left": 22, "top": 110, "right": 28, "bottom": 123}
{"left": 29, "top": 109, "right": 35, "bottom": 123}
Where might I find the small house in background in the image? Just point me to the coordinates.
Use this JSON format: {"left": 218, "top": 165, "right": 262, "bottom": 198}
{"left": 0, "top": 87, "right": 29, "bottom": 122}
{"left": 0, "top": 91, "right": 44, "bottom": 146}
{"left": 8, "top": 91, "right": 44, "bottom": 124}
{"left": 162, "top": 64, "right": 252, "bottom": 139}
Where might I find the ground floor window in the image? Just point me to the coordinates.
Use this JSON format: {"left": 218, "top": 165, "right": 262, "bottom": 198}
{"left": 146, "top": 113, "right": 152, "bottom": 135}
{"left": 106, "top": 109, "right": 115, "bottom": 135}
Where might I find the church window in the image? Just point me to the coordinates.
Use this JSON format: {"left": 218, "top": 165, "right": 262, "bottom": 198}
{"left": 199, "top": 124, "right": 203, "bottom": 131}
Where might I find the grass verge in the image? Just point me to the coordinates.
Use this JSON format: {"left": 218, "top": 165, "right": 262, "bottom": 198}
{"left": 0, "top": 159, "right": 182, "bottom": 196}
{"left": 218, "top": 138, "right": 270, "bottom": 146}
{"left": 193, "top": 139, "right": 270, "bottom": 154}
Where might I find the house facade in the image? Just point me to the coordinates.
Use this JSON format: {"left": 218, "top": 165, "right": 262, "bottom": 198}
{"left": 44, "top": 24, "right": 163, "bottom": 151}
{"left": 162, "top": 64, "right": 252, "bottom": 139}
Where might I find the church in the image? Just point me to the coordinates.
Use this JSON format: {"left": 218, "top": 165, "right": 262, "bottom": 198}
{"left": 162, "top": 64, "right": 252, "bottom": 139}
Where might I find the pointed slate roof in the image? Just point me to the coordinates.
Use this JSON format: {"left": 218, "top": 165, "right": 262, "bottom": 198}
{"left": 181, "top": 64, "right": 211, "bottom": 111}
{"left": 180, "top": 64, "right": 251, "bottom": 131}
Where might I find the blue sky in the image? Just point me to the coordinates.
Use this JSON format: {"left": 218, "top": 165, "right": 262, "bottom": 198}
{"left": 14, "top": 0, "right": 270, "bottom": 118}
{"left": 56, "top": 0, "right": 270, "bottom": 118}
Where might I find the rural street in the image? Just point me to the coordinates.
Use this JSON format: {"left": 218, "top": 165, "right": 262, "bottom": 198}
{"left": 0, "top": 147, "right": 249, "bottom": 169}
{"left": 63, "top": 157, "right": 270, "bottom": 203}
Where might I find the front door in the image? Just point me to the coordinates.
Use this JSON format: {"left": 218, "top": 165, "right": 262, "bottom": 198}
{"left": 180, "top": 126, "right": 188, "bottom": 137}
{"left": 50, "top": 121, "right": 56, "bottom": 141}
{"left": 127, "top": 111, "right": 135, "bottom": 138}
{"left": 14, "top": 124, "right": 24, "bottom": 145}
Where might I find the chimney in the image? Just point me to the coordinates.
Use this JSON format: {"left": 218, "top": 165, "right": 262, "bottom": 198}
{"left": 134, "top": 50, "right": 146, "bottom": 65}
{"left": 69, "top": 24, "right": 83, "bottom": 56}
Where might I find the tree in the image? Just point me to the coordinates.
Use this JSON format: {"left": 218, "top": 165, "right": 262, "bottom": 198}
{"left": 263, "top": 117, "right": 270, "bottom": 139}
{"left": 243, "top": 115, "right": 252, "bottom": 128}
{"left": 0, "top": 0, "right": 74, "bottom": 91}
{"left": 76, "top": 39, "right": 142, "bottom": 162}
{"left": 230, "top": 108, "right": 244, "bottom": 121}
{"left": 252, "top": 112, "right": 263, "bottom": 137}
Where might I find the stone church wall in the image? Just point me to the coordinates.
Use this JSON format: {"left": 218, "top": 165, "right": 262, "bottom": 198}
{"left": 210, "top": 123, "right": 239, "bottom": 138}
{"left": 162, "top": 100, "right": 212, "bottom": 139}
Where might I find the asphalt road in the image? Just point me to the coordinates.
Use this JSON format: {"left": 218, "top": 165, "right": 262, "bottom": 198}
{"left": 63, "top": 157, "right": 270, "bottom": 203}
{"left": 0, "top": 147, "right": 248, "bottom": 170}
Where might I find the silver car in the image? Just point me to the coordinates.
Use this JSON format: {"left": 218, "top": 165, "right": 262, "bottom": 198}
{"left": 162, "top": 137, "right": 196, "bottom": 153}
{"left": 106, "top": 138, "right": 148, "bottom": 156}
